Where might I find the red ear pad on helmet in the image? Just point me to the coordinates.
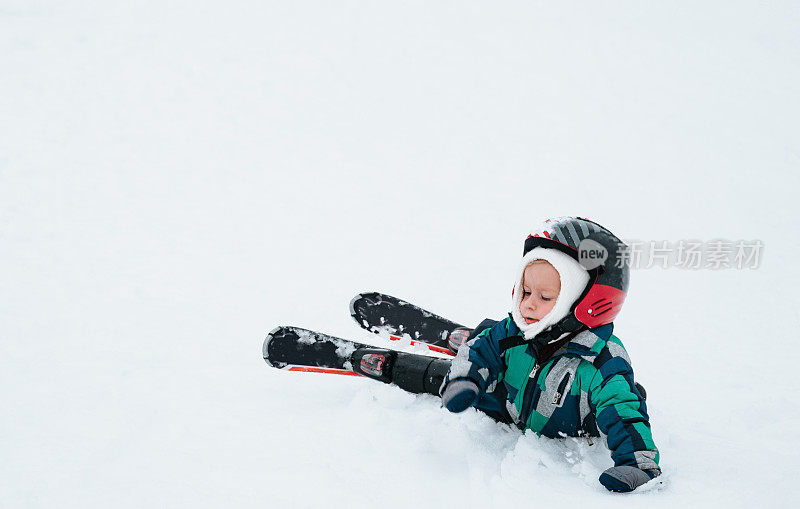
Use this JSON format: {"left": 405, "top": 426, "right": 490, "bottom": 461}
{"left": 573, "top": 284, "right": 627, "bottom": 328}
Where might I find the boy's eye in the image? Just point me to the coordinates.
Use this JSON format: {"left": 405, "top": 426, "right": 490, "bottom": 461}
{"left": 541, "top": 296, "right": 552, "bottom": 302}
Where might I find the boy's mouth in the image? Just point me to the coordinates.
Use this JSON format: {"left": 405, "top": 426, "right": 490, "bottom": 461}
{"left": 523, "top": 317, "right": 539, "bottom": 324}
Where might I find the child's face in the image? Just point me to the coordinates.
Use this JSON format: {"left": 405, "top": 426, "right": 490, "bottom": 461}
{"left": 519, "top": 261, "right": 561, "bottom": 324}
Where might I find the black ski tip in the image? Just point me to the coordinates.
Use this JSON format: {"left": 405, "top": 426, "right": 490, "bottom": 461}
{"left": 350, "top": 292, "right": 379, "bottom": 332}
{"left": 263, "top": 326, "right": 284, "bottom": 368}
{"left": 348, "top": 292, "right": 466, "bottom": 346}
{"left": 349, "top": 293, "right": 366, "bottom": 320}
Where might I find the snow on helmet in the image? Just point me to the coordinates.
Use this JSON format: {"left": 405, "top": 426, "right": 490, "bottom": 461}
{"left": 512, "top": 216, "right": 630, "bottom": 346}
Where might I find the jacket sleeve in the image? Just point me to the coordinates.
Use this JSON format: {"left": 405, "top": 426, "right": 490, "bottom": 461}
{"left": 440, "top": 317, "right": 510, "bottom": 395}
{"left": 588, "top": 344, "right": 660, "bottom": 471}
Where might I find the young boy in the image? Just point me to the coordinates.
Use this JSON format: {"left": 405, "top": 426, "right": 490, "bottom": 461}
{"left": 440, "top": 217, "right": 660, "bottom": 493}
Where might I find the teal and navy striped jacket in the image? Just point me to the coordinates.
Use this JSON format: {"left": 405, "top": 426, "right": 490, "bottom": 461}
{"left": 444, "top": 316, "right": 659, "bottom": 470}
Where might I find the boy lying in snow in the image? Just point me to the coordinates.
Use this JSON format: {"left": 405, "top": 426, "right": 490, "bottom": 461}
{"left": 439, "top": 217, "right": 661, "bottom": 492}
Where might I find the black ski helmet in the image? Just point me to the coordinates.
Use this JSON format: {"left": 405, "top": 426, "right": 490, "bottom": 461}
{"left": 522, "top": 217, "right": 630, "bottom": 344}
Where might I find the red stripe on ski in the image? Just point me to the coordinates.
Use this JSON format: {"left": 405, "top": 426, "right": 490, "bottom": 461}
{"left": 287, "top": 366, "right": 363, "bottom": 376}
{"left": 388, "top": 335, "right": 456, "bottom": 356}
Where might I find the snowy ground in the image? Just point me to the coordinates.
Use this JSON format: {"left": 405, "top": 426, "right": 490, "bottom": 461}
{"left": 2, "top": 1, "right": 800, "bottom": 507}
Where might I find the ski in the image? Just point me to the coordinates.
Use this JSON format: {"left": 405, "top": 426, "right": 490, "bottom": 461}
{"left": 263, "top": 326, "right": 452, "bottom": 395}
{"left": 349, "top": 292, "right": 472, "bottom": 352}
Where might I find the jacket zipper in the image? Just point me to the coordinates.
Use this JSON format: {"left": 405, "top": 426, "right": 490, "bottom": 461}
{"left": 518, "top": 361, "right": 541, "bottom": 426}
{"left": 552, "top": 372, "right": 571, "bottom": 405}
{"left": 519, "top": 354, "right": 578, "bottom": 426}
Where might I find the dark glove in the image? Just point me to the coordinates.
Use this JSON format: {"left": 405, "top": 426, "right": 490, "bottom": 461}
{"left": 599, "top": 466, "right": 661, "bottom": 493}
{"left": 440, "top": 379, "right": 479, "bottom": 413}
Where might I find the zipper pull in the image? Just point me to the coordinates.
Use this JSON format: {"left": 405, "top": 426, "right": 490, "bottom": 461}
{"left": 529, "top": 363, "right": 540, "bottom": 380}
{"left": 552, "top": 372, "right": 572, "bottom": 405}
{"left": 578, "top": 431, "right": 595, "bottom": 446}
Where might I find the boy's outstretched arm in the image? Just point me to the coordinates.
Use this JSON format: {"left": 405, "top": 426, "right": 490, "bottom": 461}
{"left": 439, "top": 318, "right": 508, "bottom": 412}
{"left": 589, "top": 356, "right": 661, "bottom": 492}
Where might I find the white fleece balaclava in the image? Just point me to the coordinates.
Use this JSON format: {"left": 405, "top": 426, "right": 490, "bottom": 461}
{"left": 511, "top": 247, "right": 590, "bottom": 341}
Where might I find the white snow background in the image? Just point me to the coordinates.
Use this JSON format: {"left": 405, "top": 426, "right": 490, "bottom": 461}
{"left": 2, "top": 1, "right": 799, "bottom": 507}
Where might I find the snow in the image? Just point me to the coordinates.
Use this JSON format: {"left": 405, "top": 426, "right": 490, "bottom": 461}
{"left": 2, "top": 1, "right": 799, "bottom": 507}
